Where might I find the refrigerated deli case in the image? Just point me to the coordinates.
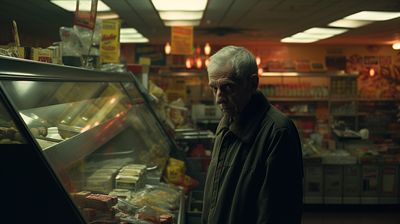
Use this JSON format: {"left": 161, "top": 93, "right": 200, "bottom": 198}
{"left": 0, "top": 56, "right": 184, "bottom": 224}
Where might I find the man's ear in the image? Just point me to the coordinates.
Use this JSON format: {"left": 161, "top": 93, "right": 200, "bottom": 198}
{"left": 250, "top": 74, "right": 259, "bottom": 91}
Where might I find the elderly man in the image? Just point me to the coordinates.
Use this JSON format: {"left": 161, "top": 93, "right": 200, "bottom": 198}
{"left": 202, "top": 46, "right": 303, "bottom": 224}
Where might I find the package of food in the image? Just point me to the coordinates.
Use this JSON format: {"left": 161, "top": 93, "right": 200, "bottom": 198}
{"left": 85, "top": 193, "right": 118, "bottom": 210}
{"left": 86, "top": 175, "right": 113, "bottom": 193}
{"left": 109, "top": 188, "right": 132, "bottom": 200}
{"left": 115, "top": 175, "right": 140, "bottom": 190}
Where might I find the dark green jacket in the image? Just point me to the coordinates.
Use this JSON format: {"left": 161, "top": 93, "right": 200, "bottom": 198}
{"left": 202, "top": 91, "right": 303, "bottom": 224}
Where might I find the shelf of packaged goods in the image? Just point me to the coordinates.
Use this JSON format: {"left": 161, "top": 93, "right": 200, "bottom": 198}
{"left": 331, "top": 113, "right": 358, "bottom": 117}
{"left": 358, "top": 98, "right": 400, "bottom": 102}
{"left": 260, "top": 72, "right": 358, "bottom": 77}
{"left": 368, "top": 130, "right": 399, "bottom": 135}
{"left": 358, "top": 111, "right": 396, "bottom": 116}
{"left": 330, "top": 98, "right": 358, "bottom": 102}
{"left": 268, "top": 97, "right": 329, "bottom": 102}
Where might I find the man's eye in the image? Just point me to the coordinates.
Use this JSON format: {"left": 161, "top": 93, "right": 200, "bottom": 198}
{"left": 220, "top": 84, "right": 233, "bottom": 92}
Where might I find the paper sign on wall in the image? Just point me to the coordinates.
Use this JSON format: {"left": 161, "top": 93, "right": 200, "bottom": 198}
{"left": 171, "top": 26, "right": 193, "bottom": 55}
{"left": 100, "top": 19, "right": 120, "bottom": 64}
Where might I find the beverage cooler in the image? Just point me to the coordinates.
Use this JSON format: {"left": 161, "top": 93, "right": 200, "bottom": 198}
{"left": 0, "top": 56, "right": 185, "bottom": 224}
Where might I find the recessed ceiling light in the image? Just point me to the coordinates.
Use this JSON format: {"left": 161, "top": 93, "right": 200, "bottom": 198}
{"left": 304, "top": 27, "right": 348, "bottom": 35}
{"left": 151, "top": 0, "right": 207, "bottom": 11}
{"left": 281, "top": 37, "right": 319, "bottom": 43}
{"left": 345, "top": 11, "right": 400, "bottom": 21}
{"left": 164, "top": 20, "right": 201, "bottom": 26}
{"left": 159, "top": 11, "right": 204, "bottom": 20}
{"left": 328, "top": 19, "right": 372, "bottom": 28}
{"left": 51, "top": 0, "right": 111, "bottom": 12}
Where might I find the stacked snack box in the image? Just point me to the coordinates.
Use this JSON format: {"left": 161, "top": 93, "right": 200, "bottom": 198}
{"left": 115, "top": 164, "right": 147, "bottom": 191}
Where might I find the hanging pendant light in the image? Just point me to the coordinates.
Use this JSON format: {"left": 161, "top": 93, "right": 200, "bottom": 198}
{"left": 204, "top": 42, "right": 211, "bottom": 55}
{"left": 258, "top": 67, "right": 263, "bottom": 76}
{"left": 369, "top": 68, "right": 376, "bottom": 77}
{"left": 185, "top": 58, "right": 192, "bottom": 69}
{"left": 164, "top": 42, "right": 171, "bottom": 54}
{"left": 196, "top": 57, "right": 202, "bottom": 69}
{"left": 256, "top": 56, "right": 261, "bottom": 66}
{"left": 393, "top": 42, "right": 400, "bottom": 50}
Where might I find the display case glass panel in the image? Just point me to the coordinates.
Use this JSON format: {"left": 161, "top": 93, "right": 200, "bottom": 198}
{"left": 1, "top": 79, "right": 173, "bottom": 222}
{"left": 2, "top": 81, "right": 132, "bottom": 148}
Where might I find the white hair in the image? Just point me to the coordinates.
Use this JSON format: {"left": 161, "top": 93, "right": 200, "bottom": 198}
{"left": 208, "top": 45, "right": 258, "bottom": 81}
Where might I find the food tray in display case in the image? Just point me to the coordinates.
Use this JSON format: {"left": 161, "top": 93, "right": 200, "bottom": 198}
{"left": 0, "top": 56, "right": 183, "bottom": 223}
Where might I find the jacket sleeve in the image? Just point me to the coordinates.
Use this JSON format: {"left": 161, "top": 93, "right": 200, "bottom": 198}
{"left": 257, "top": 124, "right": 304, "bottom": 224}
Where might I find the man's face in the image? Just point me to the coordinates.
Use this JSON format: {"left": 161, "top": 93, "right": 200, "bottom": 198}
{"left": 208, "top": 66, "right": 253, "bottom": 118}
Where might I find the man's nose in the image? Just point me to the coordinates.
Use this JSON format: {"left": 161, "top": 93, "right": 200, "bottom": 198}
{"left": 215, "top": 88, "right": 225, "bottom": 104}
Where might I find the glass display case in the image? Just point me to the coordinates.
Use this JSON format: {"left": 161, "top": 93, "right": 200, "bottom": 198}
{"left": 0, "top": 56, "right": 184, "bottom": 224}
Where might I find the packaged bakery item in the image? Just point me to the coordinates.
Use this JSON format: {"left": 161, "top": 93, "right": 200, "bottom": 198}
{"left": 92, "top": 168, "right": 119, "bottom": 179}
{"left": 85, "top": 193, "right": 118, "bottom": 211}
{"left": 86, "top": 175, "right": 113, "bottom": 193}
{"left": 119, "top": 168, "right": 143, "bottom": 176}
{"left": 109, "top": 188, "right": 132, "bottom": 200}
{"left": 115, "top": 175, "right": 140, "bottom": 190}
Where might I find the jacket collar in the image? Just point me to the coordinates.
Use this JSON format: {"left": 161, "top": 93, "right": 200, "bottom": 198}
{"left": 215, "top": 91, "right": 270, "bottom": 143}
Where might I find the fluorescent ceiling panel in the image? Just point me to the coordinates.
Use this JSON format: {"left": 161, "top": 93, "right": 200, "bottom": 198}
{"left": 164, "top": 20, "right": 200, "bottom": 26}
{"left": 120, "top": 37, "right": 149, "bottom": 43}
{"left": 281, "top": 37, "right": 319, "bottom": 43}
{"left": 345, "top": 11, "right": 400, "bottom": 21}
{"left": 51, "top": 0, "right": 111, "bottom": 12}
{"left": 120, "top": 28, "right": 138, "bottom": 34}
{"left": 97, "top": 12, "right": 119, "bottom": 20}
{"left": 120, "top": 33, "right": 144, "bottom": 38}
{"left": 292, "top": 32, "right": 334, "bottom": 39}
{"left": 304, "top": 27, "right": 348, "bottom": 35}
{"left": 328, "top": 19, "right": 372, "bottom": 28}
{"left": 152, "top": 0, "right": 207, "bottom": 11}
{"left": 261, "top": 72, "right": 299, "bottom": 77}
{"left": 159, "top": 11, "right": 203, "bottom": 20}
